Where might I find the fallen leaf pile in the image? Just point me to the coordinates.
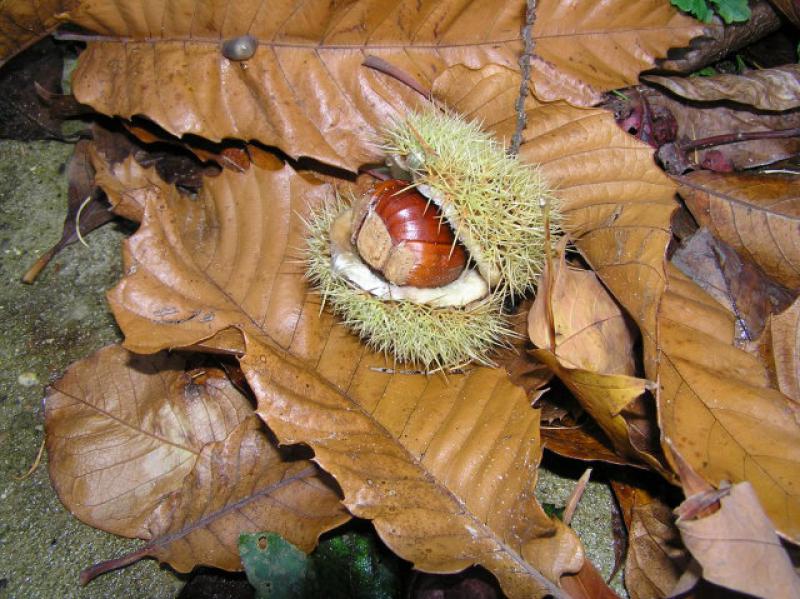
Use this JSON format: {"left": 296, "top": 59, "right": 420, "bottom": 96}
{"left": 2, "top": 0, "right": 799, "bottom": 597}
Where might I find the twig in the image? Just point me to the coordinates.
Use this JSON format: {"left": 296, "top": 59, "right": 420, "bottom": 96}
{"left": 679, "top": 127, "right": 800, "bottom": 152}
{"left": 563, "top": 468, "right": 592, "bottom": 526}
{"left": 14, "top": 437, "right": 46, "bottom": 480}
{"left": 507, "top": 0, "right": 538, "bottom": 157}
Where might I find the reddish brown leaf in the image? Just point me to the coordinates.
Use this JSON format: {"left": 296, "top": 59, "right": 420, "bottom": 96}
{"left": 46, "top": 345, "right": 253, "bottom": 539}
{"left": 82, "top": 416, "right": 349, "bottom": 581}
{"left": 643, "top": 86, "right": 800, "bottom": 170}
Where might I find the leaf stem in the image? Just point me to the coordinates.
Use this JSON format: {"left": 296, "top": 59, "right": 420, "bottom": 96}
{"left": 362, "top": 56, "right": 431, "bottom": 99}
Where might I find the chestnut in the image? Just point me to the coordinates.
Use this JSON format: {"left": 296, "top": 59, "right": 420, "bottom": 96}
{"left": 351, "top": 180, "right": 467, "bottom": 288}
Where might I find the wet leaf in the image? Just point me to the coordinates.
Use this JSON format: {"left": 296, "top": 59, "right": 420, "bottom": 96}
{"left": 612, "top": 481, "right": 688, "bottom": 599}
{"left": 645, "top": 65, "right": 800, "bottom": 111}
{"left": 62, "top": 0, "right": 701, "bottom": 170}
{"left": 104, "top": 164, "right": 583, "bottom": 598}
{"left": 45, "top": 344, "right": 253, "bottom": 538}
{"left": 676, "top": 482, "right": 800, "bottom": 598}
{"left": 0, "top": 0, "right": 74, "bottom": 66}
{"left": 677, "top": 171, "right": 800, "bottom": 290}
{"left": 82, "top": 416, "right": 349, "bottom": 581}
{"left": 672, "top": 227, "right": 794, "bottom": 344}
{"left": 239, "top": 530, "right": 402, "bottom": 599}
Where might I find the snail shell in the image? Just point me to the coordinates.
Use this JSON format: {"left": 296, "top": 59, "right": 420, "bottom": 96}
{"left": 222, "top": 35, "right": 258, "bottom": 61}
{"left": 352, "top": 179, "right": 467, "bottom": 288}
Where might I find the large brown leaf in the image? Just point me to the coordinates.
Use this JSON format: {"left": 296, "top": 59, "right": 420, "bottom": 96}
{"left": 82, "top": 416, "right": 349, "bottom": 581}
{"left": 45, "top": 344, "right": 253, "bottom": 538}
{"left": 244, "top": 336, "right": 581, "bottom": 598}
{"left": 530, "top": 0, "right": 702, "bottom": 105}
{"left": 0, "top": 0, "right": 74, "bottom": 66}
{"left": 677, "top": 171, "right": 800, "bottom": 291}
{"left": 105, "top": 164, "right": 582, "bottom": 598}
{"left": 64, "top": 0, "right": 701, "bottom": 170}
{"left": 658, "top": 265, "right": 800, "bottom": 540}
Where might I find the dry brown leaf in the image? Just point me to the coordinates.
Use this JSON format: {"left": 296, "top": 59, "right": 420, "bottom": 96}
{"left": 244, "top": 336, "right": 581, "bottom": 599}
{"left": 755, "top": 298, "right": 800, "bottom": 403}
{"left": 612, "top": 481, "right": 688, "bottom": 599}
{"left": 0, "top": 0, "right": 74, "bottom": 66}
{"left": 523, "top": 169, "right": 667, "bottom": 473}
{"left": 530, "top": 0, "right": 702, "bottom": 105}
{"left": 512, "top": 100, "right": 800, "bottom": 540}
{"left": 658, "top": 264, "right": 800, "bottom": 541}
{"left": 529, "top": 240, "right": 637, "bottom": 376}
{"left": 676, "top": 482, "right": 800, "bottom": 598}
{"left": 66, "top": 0, "right": 525, "bottom": 171}
{"left": 45, "top": 345, "right": 253, "bottom": 538}
{"left": 531, "top": 350, "right": 661, "bottom": 471}
{"left": 560, "top": 558, "right": 621, "bottom": 599}
{"left": 139, "top": 417, "right": 345, "bottom": 572}
{"left": 677, "top": 171, "right": 800, "bottom": 291}
{"left": 645, "top": 65, "right": 800, "bottom": 112}
{"left": 63, "top": 0, "right": 702, "bottom": 170}
{"left": 517, "top": 103, "right": 677, "bottom": 377}
{"left": 82, "top": 416, "right": 349, "bottom": 581}
{"left": 104, "top": 164, "right": 583, "bottom": 598}
{"left": 541, "top": 421, "right": 643, "bottom": 467}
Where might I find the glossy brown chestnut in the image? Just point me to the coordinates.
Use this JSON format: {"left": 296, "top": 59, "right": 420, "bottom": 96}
{"left": 352, "top": 179, "right": 467, "bottom": 288}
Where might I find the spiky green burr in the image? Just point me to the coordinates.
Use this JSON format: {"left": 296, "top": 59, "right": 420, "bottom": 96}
{"left": 304, "top": 108, "right": 558, "bottom": 369}
{"left": 304, "top": 198, "right": 511, "bottom": 370}
{"left": 383, "top": 109, "right": 557, "bottom": 296}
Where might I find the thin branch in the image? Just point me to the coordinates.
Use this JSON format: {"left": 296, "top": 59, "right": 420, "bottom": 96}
{"left": 679, "top": 128, "right": 800, "bottom": 152}
{"left": 507, "top": 0, "right": 537, "bottom": 157}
